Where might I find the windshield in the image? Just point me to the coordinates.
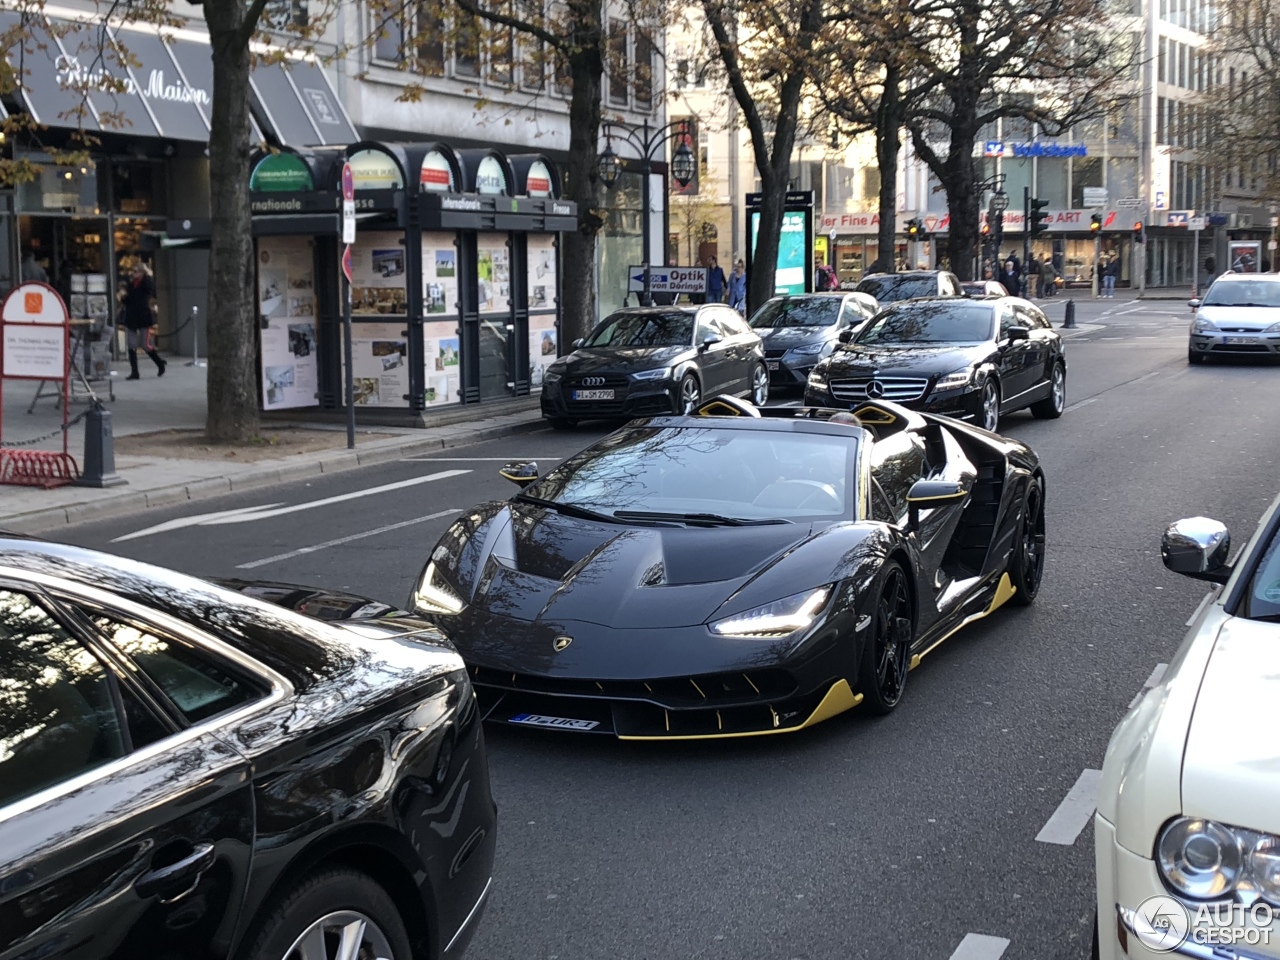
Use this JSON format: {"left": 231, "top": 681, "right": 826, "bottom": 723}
{"left": 523, "top": 426, "right": 859, "bottom": 520}
{"left": 750, "top": 297, "right": 842, "bottom": 328}
{"left": 585, "top": 311, "right": 693, "bottom": 348}
{"left": 1244, "top": 521, "right": 1280, "bottom": 622}
{"left": 856, "top": 301, "right": 995, "bottom": 345}
{"left": 1201, "top": 281, "right": 1280, "bottom": 307}
{"left": 856, "top": 275, "right": 939, "bottom": 302}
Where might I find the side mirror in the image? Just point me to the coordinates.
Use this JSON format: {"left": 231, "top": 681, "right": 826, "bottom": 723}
{"left": 1162, "top": 517, "right": 1232, "bottom": 583}
{"left": 699, "top": 334, "right": 723, "bottom": 351}
{"left": 1188, "top": 299, "right": 1202, "bottom": 311}
{"left": 572, "top": 338, "right": 585, "bottom": 349}
{"left": 838, "top": 329, "right": 854, "bottom": 344}
{"left": 906, "top": 477, "right": 971, "bottom": 528}
{"left": 499, "top": 461, "right": 539, "bottom": 488}
{"left": 1005, "top": 325, "right": 1030, "bottom": 342}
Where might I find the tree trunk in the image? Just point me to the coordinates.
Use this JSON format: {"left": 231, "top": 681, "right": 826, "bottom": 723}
{"left": 204, "top": 6, "right": 259, "bottom": 442}
{"left": 874, "top": 65, "right": 902, "bottom": 274}
{"left": 941, "top": 127, "right": 979, "bottom": 281}
{"left": 559, "top": 3, "right": 603, "bottom": 346}
{"left": 747, "top": 169, "right": 785, "bottom": 315}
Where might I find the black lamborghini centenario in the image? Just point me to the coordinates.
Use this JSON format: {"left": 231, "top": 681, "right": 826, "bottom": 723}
{"left": 410, "top": 396, "right": 1046, "bottom": 739}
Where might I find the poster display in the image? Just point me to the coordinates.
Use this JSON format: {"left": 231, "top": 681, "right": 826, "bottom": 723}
{"left": 347, "top": 321, "right": 410, "bottom": 406}
{"left": 422, "top": 319, "right": 461, "bottom": 407}
{"left": 1229, "top": 241, "right": 1262, "bottom": 273}
{"left": 349, "top": 230, "right": 408, "bottom": 315}
{"left": 527, "top": 234, "right": 558, "bottom": 312}
{"left": 477, "top": 233, "right": 510, "bottom": 314}
{"left": 257, "top": 236, "right": 319, "bottom": 409}
{"left": 422, "top": 232, "right": 459, "bottom": 316}
{"left": 750, "top": 210, "right": 809, "bottom": 296}
{"left": 528, "top": 315, "right": 557, "bottom": 389}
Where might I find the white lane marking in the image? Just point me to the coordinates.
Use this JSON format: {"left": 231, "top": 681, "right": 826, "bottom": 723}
{"left": 1129, "top": 663, "right": 1169, "bottom": 708}
{"left": 400, "top": 456, "right": 545, "bottom": 462}
{"left": 948, "top": 933, "right": 1011, "bottom": 960}
{"left": 236, "top": 509, "right": 463, "bottom": 569}
{"left": 1100, "top": 336, "right": 1124, "bottom": 340}
{"left": 1101, "top": 303, "right": 1148, "bottom": 319}
{"left": 114, "top": 470, "right": 471, "bottom": 542}
{"left": 1065, "top": 397, "right": 1098, "bottom": 412}
{"left": 1035, "top": 769, "right": 1103, "bottom": 845}
{"left": 1132, "top": 370, "right": 1161, "bottom": 383}
{"left": 1186, "top": 590, "right": 1215, "bottom": 626}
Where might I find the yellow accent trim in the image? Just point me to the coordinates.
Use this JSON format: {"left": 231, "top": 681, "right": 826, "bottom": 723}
{"left": 698, "top": 400, "right": 744, "bottom": 417}
{"left": 595, "top": 681, "right": 605, "bottom": 691}
{"left": 618, "top": 680, "right": 864, "bottom": 741}
{"left": 910, "top": 573, "right": 1018, "bottom": 669}
{"left": 690, "top": 678, "right": 707, "bottom": 699}
{"left": 906, "top": 491, "right": 967, "bottom": 503}
{"left": 743, "top": 674, "right": 760, "bottom": 695}
{"left": 852, "top": 405, "right": 898, "bottom": 425}
{"left": 716, "top": 710, "right": 723, "bottom": 731}
{"left": 664, "top": 710, "right": 670, "bottom": 732}
{"left": 643, "top": 682, "right": 653, "bottom": 693}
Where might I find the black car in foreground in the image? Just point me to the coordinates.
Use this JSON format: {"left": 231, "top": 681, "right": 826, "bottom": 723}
{"left": 749, "top": 292, "right": 880, "bottom": 388}
{"left": 539, "top": 305, "right": 768, "bottom": 427}
{"left": 0, "top": 539, "right": 494, "bottom": 960}
{"left": 805, "top": 296, "right": 1066, "bottom": 432}
{"left": 410, "top": 396, "right": 1045, "bottom": 739}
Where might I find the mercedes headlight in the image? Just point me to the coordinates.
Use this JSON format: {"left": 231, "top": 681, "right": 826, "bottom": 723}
{"left": 787, "top": 341, "right": 826, "bottom": 357}
{"left": 709, "top": 586, "right": 832, "bottom": 639}
{"left": 543, "top": 369, "right": 564, "bottom": 384}
{"left": 631, "top": 367, "right": 671, "bottom": 381}
{"left": 1158, "top": 817, "right": 1244, "bottom": 899}
{"left": 934, "top": 368, "right": 973, "bottom": 390}
{"left": 1193, "top": 317, "right": 1219, "bottom": 333}
{"left": 413, "top": 562, "right": 465, "bottom": 615}
{"left": 807, "top": 363, "right": 829, "bottom": 386}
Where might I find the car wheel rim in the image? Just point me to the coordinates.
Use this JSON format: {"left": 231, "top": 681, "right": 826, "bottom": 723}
{"left": 753, "top": 366, "right": 769, "bottom": 405}
{"left": 1021, "top": 486, "right": 1046, "bottom": 595}
{"left": 282, "top": 910, "right": 395, "bottom": 960}
{"left": 983, "top": 383, "right": 999, "bottom": 431}
{"left": 1051, "top": 366, "right": 1065, "bottom": 412}
{"left": 681, "top": 378, "right": 699, "bottom": 413}
{"left": 874, "top": 567, "right": 912, "bottom": 706}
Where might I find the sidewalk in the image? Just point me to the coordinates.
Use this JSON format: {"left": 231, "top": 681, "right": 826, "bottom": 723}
{"left": 2, "top": 358, "right": 544, "bottom": 534}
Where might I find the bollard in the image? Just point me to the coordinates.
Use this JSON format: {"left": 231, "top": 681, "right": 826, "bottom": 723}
{"left": 1062, "top": 299, "right": 1077, "bottom": 329}
{"left": 76, "top": 401, "right": 127, "bottom": 487}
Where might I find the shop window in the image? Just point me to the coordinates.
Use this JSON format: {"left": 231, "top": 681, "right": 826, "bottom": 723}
{"left": 111, "top": 161, "right": 164, "bottom": 216}
{"left": 454, "top": 11, "right": 481, "bottom": 77}
{"left": 634, "top": 30, "right": 655, "bottom": 110}
{"left": 607, "top": 19, "right": 629, "bottom": 106}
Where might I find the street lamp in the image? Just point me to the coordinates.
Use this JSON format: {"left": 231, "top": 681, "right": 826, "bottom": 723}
{"left": 598, "top": 119, "right": 699, "bottom": 305}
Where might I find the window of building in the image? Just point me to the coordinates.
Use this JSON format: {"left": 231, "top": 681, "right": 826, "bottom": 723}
{"left": 489, "top": 19, "right": 515, "bottom": 85}
{"left": 1070, "top": 157, "right": 1103, "bottom": 208}
{"left": 455, "top": 10, "right": 481, "bottom": 77}
{"left": 375, "top": 0, "right": 445, "bottom": 75}
{"left": 551, "top": 4, "right": 571, "bottom": 96}
{"left": 373, "top": 10, "right": 405, "bottom": 61}
{"left": 1158, "top": 38, "right": 1166, "bottom": 83}
{"left": 608, "top": 19, "right": 629, "bottom": 106}
{"left": 417, "top": 0, "right": 447, "bottom": 76}
{"left": 520, "top": 33, "right": 545, "bottom": 91}
{"left": 634, "top": 30, "right": 655, "bottom": 110}
{"left": 264, "top": 0, "right": 308, "bottom": 29}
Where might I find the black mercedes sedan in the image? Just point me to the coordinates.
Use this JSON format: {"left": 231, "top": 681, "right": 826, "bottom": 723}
{"left": 749, "top": 292, "right": 880, "bottom": 388}
{"left": 539, "top": 305, "right": 768, "bottom": 427}
{"left": 0, "top": 538, "right": 495, "bottom": 960}
{"left": 855, "top": 270, "right": 964, "bottom": 302}
{"left": 804, "top": 297, "right": 1066, "bottom": 432}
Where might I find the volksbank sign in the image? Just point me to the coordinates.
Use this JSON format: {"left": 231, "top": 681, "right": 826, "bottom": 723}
{"left": 983, "top": 141, "right": 1088, "bottom": 158}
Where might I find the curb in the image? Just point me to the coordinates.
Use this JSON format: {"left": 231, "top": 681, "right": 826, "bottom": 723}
{"left": 4, "top": 413, "right": 547, "bottom": 534}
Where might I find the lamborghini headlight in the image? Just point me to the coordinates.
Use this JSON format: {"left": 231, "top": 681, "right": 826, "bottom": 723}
{"left": 709, "top": 586, "right": 832, "bottom": 639}
{"left": 1193, "top": 317, "right": 1219, "bottom": 333}
{"left": 934, "top": 368, "right": 974, "bottom": 390}
{"left": 413, "top": 561, "right": 465, "bottom": 615}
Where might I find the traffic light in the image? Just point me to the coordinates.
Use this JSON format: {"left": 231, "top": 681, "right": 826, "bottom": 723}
{"left": 1090, "top": 213, "right": 1103, "bottom": 233}
{"left": 1029, "top": 198, "right": 1051, "bottom": 237}
{"left": 980, "top": 221, "right": 990, "bottom": 237}
{"left": 1133, "top": 221, "right": 1145, "bottom": 243}
{"left": 991, "top": 211, "right": 1004, "bottom": 245}
{"left": 906, "top": 218, "right": 921, "bottom": 239}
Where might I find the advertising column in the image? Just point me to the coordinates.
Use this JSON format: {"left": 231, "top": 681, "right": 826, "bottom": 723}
{"left": 746, "top": 191, "right": 815, "bottom": 300}
{"left": 257, "top": 237, "right": 319, "bottom": 408}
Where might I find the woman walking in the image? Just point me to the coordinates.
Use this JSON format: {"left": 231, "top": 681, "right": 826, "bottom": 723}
{"left": 118, "top": 262, "right": 166, "bottom": 379}
{"left": 728, "top": 259, "right": 747, "bottom": 314}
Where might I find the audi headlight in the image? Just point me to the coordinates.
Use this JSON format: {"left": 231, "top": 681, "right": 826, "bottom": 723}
{"left": 1193, "top": 317, "right": 1219, "bottom": 333}
{"left": 787, "top": 341, "right": 826, "bottom": 357}
{"left": 934, "top": 368, "right": 974, "bottom": 390}
{"left": 543, "top": 369, "right": 564, "bottom": 384}
{"left": 709, "top": 586, "right": 832, "bottom": 639}
{"left": 413, "top": 562, "right": 465, "bottom": 615}
{"left": 631, "top": 367, "right": 671, "bottom": 381}
{"left": 1158, "top": 817, "right": 1244, "bottom": 899}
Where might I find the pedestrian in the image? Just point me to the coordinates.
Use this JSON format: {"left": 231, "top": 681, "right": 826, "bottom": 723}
{"left": 20, "top": 248, "right": 47, "bottom": 283}
{"left": 706, "top": 256, "right": 727, "bottom": 303}
{"left": 690, "top": 258, "right": 707, "bottom": 304}
{"left": 117, "top": 261, "right": 166, "bottom": 380}
{"left": 1001, "top": 259, "right": 1021, "bottom": 297}
{"left": 1040, "top": 257, "right": 1057, "bottom": 298}
{"left": 728, "top": 259, "right": 747, "bottom": 314}
{"left": 1103, "top": 256, "right": 1119, "bottom": 298}
{"left": 1025, "top": 255, "right": 1040, "bottom": 299}
{"left": 815, "top": 259, "right": 838, "bottom": 291}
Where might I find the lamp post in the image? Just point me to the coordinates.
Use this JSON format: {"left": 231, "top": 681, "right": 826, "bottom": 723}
{"left": 598, "top": 119, "right": 698, "bottom": 306}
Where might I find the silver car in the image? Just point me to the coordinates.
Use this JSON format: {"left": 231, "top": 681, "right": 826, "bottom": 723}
{"left": 1188, "top": 273, "right": 1280, "bottom": 363}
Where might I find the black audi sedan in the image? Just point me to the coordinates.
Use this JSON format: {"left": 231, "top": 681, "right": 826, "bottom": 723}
{"left": 540, "top": 305, "right": 768, "bottom": 427}
{"left": 748, "top": 292, "right": 880, "bottom": 388}
{"left": 804, "top": 296, "right": 1066, "bottom": 432}
{"left": 0, "top": 538, "right": 495, "bottom": 960}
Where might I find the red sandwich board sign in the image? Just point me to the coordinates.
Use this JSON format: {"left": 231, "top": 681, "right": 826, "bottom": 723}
{"left": 0, "top": 281, "right": 79, "bottom": 487}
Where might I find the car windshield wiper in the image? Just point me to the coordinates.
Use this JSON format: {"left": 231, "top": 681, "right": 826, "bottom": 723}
{"left": 612, "top": 510, "right": 790, "bottom": 527}
{"left": 512, "top": 494, "right": 623, "bottom": 524}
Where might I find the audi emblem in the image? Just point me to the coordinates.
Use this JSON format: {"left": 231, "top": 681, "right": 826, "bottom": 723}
{"left": 865, "top": 380, "right": 886, "bottom": 399}
{"left": 581, "top": 376, "right": 606, "bottom": 386}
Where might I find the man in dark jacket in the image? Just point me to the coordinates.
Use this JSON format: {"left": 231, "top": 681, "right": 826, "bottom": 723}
{"left": 118, "top": 262, "right": 165, "bottom": 379}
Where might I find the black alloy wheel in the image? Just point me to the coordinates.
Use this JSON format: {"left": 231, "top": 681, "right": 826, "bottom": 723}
{"left": 858, "top": 562, "right": 914, "bottom": 714}
{"left": 1009, "top": 479, "right": 1046, "bottom": 606}
{"left": 980, "top": 379, "right": 1001, "bottom": 432}
{"left": 1030, "top": 362, "right": 1066, "bottom": 419}
{"left": 678, "top": 373, "right": 701, "bottom": 413}
{"left": 1188, "top": 347, "right": 1205, "bottom": 365}
{"left": 751, "top": 362, "right": 770, "bottom": 405}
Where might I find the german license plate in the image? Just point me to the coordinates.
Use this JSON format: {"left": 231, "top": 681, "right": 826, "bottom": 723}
{"left": 1223, "top": 336, "right": 1259, "bottom": 344}
{"left": 571, "top": 389, "right": 614, "bottom": 400}
{"left": 766, "top": 360, "right": 780, "bottom": 370}
{"left": 510, "top": 713, "right": 600, "bottom": 730}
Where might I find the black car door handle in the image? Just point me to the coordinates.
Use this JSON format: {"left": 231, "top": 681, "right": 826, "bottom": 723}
{"left": 135, "top": 842, "right": 215, "bottom": 901}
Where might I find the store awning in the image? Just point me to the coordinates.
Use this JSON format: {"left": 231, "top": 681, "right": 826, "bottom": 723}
{"left": 0, "top": 12, "right": 356, "bottom": 147}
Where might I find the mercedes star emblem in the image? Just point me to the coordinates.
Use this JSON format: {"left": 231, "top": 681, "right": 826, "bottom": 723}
{"left": 866, "top": 380, "right": 886, "bottom": 399}
{"left": 552, "top": 635, "right": 574, "bottom": 652}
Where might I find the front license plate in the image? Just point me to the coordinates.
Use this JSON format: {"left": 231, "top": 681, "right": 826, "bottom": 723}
{"left": 1223, "top": 336, "right": 1259, "bottom": 344}
{"left": 766, "top": 360, "right": 780, "bottom": 370}
{"left": 571, "top": 389, "right": 615, "bottom": 400}
{"left": 510, "top": 713, "right": 600, "bottom": 730}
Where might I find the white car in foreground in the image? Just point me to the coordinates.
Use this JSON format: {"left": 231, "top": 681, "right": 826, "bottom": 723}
{"left": 1095, "top": 491, "right": 1280, "bottom": 959}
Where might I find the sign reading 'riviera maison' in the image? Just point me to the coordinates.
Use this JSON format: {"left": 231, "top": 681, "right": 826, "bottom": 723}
{"left": 54, "top": 55, "right": 211, "bottom": 106}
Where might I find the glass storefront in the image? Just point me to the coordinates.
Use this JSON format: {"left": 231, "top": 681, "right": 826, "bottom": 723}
{"left": 831, "top": 237, "right": 908, "bottom": 286}
{"left": 599, "top": 171, "right": 643, "bottom": 319}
